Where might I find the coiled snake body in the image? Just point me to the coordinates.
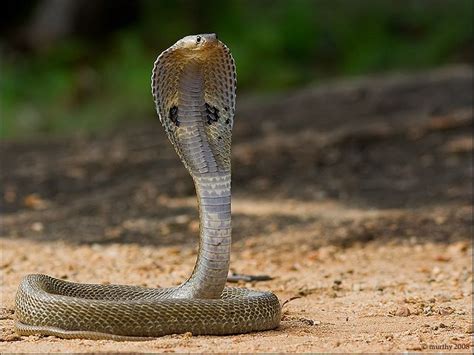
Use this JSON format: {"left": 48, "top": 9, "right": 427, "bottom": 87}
{"left": 15, "top": 34, "right": 281, "bottom": 340}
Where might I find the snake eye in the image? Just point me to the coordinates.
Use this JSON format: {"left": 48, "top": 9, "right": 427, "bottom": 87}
{"left": 196, "top": 36, "right": 201, "bottom": 44}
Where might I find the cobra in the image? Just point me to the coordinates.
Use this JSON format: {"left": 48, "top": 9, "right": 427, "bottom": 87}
{"left": 14, "top": 33, "right": 281, "bottom": 340}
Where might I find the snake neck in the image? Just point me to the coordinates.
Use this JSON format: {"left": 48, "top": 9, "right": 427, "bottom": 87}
{"left": 175, "top": 174, "right": 231, "bottom": 298}
{"left": 171, "top": 60, "right": 231, "bottom": 299}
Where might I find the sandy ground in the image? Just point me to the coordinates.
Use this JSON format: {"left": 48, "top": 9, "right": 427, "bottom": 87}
{"left": 1, "top": 66, "right": 473, "bottom": 353}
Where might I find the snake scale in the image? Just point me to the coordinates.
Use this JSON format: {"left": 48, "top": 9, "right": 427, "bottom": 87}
{"left": 15, "top": 34, "right": 281, "bottom": 340}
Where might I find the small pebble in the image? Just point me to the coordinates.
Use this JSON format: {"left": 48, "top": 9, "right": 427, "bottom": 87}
{"left": 423, "top": 305, "right": 434, "bottom": 316}
{"left": 2, "top": 333, "right": 22, "bottom": 342}
{"left": 465, "top": 324, "right": 473, "bottom": 334}
{"left": 405, "top": 344, "right": 422, "bottom": 351}
{"left": 395, "top": 306, "right": 411, "bottom": 317}
{"left": 439, "top": 306, "right": 455, "bottom": 315}
{"left": 31, "top": 222, "right": 44, "bottom": 232}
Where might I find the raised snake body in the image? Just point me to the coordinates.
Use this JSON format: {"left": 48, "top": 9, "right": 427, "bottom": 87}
{"left": 15, "top": 34, "right": 281, "bottom": 339}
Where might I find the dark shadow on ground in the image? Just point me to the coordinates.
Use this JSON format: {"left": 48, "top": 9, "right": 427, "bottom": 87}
{"left": 1, "top": 67, "right": 472, "bottom": 247}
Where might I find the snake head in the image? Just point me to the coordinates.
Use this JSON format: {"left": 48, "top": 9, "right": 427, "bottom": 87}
{"left": 180, "top": 33, "right": 218, "bottom": 46}
{"left": 174, "top": 33, "right": 220, "bottom": 56}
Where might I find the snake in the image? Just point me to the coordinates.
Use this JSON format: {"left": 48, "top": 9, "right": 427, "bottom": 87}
{"left": 14, "top": 33, "right": 281, "bottom": 340}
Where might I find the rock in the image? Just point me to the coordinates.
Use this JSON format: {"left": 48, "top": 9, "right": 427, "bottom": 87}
{"left": 438, "top": 306, "right": 455, "bottom": 315}
{"left": 332, "top": 279, "right": 342, "bottom": 290}
{"left": 395, "top": 306, "right": 411, "bottom": 317}
{"left": 24, "top": 193, "right": 48, "bottom": 210}
{"left": 31, "top": 222, "right": 44, "bottom": 232}
{"left": 405, "top": 344, "right": 422, "bottom": 351}
{"left": 433, "top": 254, "right": 451, "bottom": 262}
{"left": 1, "top": 333, "right": 22, "bottom": 342}
{"left": 423, "top": 305, "right": 434, "bottom": 316}
{"left": 465, "top": 324, "right": 473, "bottom": 334}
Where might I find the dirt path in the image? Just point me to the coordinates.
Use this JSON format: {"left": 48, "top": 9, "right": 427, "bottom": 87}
{"left": 1, "top": 66, "right": 472, "bottom": 353}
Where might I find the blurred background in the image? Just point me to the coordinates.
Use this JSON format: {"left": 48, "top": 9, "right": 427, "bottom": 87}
{"left": 1, "top": 3, "right": 473, "bottom": 351}
{"left": 1, "top": 0, "right": 472, "bottom": 138}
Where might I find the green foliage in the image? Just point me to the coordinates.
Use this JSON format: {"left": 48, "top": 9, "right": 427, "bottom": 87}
{"left": 1, "top": 0, "right": 472, "bottom": 138}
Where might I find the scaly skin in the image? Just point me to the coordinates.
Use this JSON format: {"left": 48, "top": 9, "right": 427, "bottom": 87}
{"left": 14, "top": 34, "right": 281, "bottom": 339}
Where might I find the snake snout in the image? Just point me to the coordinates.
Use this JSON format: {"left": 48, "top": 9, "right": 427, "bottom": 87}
{"left": 201, "top": 33, "right": 218, "bottom": 42}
